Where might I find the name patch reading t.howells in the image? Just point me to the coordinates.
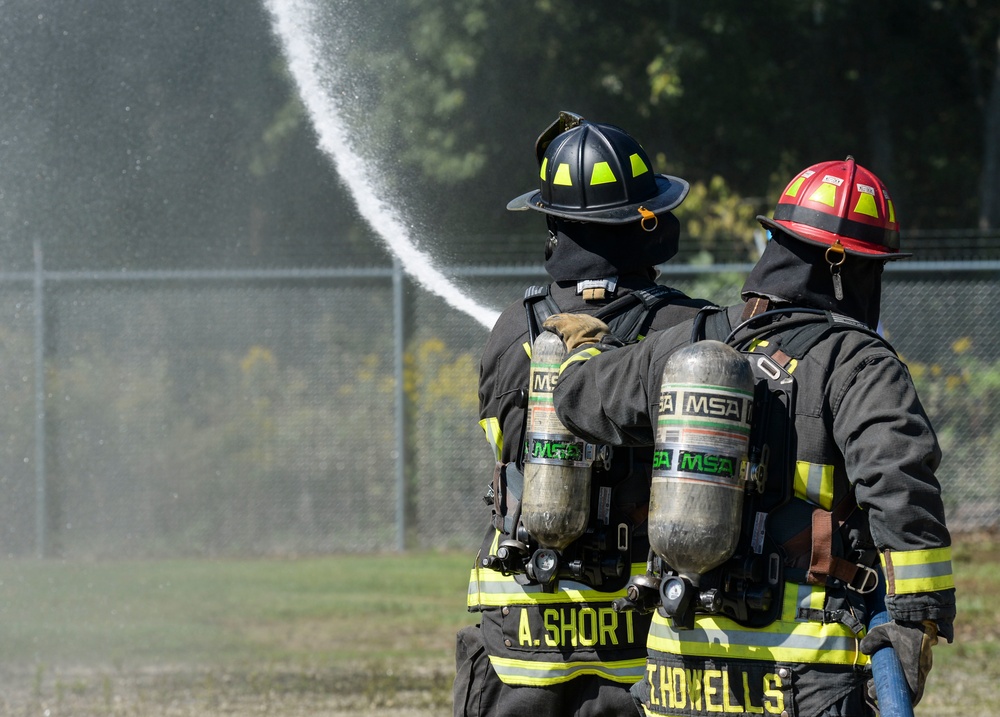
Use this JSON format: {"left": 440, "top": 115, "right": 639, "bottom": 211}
{"left": 643, "top": 660, "right": 788, "bottom": 716}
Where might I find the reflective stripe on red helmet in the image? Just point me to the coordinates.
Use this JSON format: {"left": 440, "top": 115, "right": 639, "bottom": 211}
{"left": 771, "top": 203, "right": 902, "bottom": 254}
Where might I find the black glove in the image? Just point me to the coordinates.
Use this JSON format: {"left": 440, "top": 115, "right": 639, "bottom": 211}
{"left": 542, "top": 313, "right": 614, "bottom": 351}
{"left": 860, "top": 619, "right": 938, "bottom": 705}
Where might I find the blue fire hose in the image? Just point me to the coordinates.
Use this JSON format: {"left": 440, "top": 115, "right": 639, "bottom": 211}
{"left": 867, "top": 577, "right": 915, "bottom": 717}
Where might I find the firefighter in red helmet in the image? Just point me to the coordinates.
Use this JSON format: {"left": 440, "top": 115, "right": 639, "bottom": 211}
{"left": 543, "top": 157, "right": 955, "bottom": 716}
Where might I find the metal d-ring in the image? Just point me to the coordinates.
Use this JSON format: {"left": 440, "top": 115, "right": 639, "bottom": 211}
{"left": 825, "top": 240, "right": 846, "bottom": 269}
{"left": 638, "top": 206, "right": 658, "bottom": 232}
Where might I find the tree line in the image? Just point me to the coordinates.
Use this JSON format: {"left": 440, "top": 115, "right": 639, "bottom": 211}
{"left": 0, "top": 0, "right": 995, "bottom": 270}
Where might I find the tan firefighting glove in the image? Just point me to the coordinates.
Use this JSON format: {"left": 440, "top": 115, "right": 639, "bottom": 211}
{"left": 860, "top": 619, "right": 938, "bottom": 705}
{"left": 542, "top": 313, "right": 614, "bottom": 351}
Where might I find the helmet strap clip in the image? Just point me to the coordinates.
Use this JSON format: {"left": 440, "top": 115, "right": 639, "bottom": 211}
{"left": 638, "top": 206, "right": 658, "bottom": 232}
{"left": 825, "top": 241, "right": 846, "bottom": 301}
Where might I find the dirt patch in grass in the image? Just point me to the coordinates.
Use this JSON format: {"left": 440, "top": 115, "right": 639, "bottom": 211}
{"left": 0, "top": 660, "right": 455, "bottom": 717}
{"left": 238, "top": 616, "right": 455, "bottom": 662}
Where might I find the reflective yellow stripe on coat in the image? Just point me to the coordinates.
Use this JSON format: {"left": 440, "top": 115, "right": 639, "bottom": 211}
{"left": 479, "top": 417, "right": 502, "bottom": 463}
{"left": 646, "top": 583, "right": 869, "bottom": 667}
{"left": 469, "top": 565, "right": 647, "bottom": 607}
{"left": 488, "top": 655, "right": 647, "bottom": 686}
{"left": 470, "top": 532, "right": 650, "bottom": 686}
{"left": 469, "top": 543, "right": 650, "bottom": 608}
{"left": 882, "top": 546, "right": 955, "bottom": 594}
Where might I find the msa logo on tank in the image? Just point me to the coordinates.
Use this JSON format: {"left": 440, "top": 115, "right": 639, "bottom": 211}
{"left": 644, "top": 660, "right": 788, "bottom": 715}
{"left": 658, "top": 388, "right": 752, "bottom": 421}
{"left": 530, "top": 364, "right": 560, "bottom": 393}
{"left": 527, "top": 437, "right": 587, "bottom": 464}
{"left": 653, "top": 448, "right": 740, "bottom": 479}
{"left": 524, "top": 340, "right": 593, "bottom": 469}
{"left": 654, "top": 386, "right": 752, "bottom": 483}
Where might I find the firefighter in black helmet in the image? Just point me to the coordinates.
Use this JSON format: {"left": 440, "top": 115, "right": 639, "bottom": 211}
{"left": 452, "top": 112, "right": 713, "bottom": 717}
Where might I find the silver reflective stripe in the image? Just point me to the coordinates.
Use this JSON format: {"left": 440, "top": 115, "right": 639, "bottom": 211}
{"left": 883, "top": 547, "right": 955, "bottom": 593}
{"left": 648, "top": 619, "right": 858, "bottom": 654}
{"left": 893, "top": 560, "right": 953, "bottom": 580}
{"left": 794, "top": 583, "right": 823, "bottom": 620}
{"left": 794, "top": 460, "right": 833, "bottom": 509}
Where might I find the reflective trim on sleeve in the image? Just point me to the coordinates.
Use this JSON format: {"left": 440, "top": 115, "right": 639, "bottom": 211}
{"left": 488, "top": 655, "right": 647, "bottom": 686}
{"left": 793, "top": 460, "right": 835, "bottom": 510}
{"left": 479, "top": 417, "right": 503, "bottom": 463}
{"left": 645, "top": 582, "right": 867, "bottom": 667}
{"left": 881, "top": 546, "right": 955, "bottom": 594}
{"left": 559, "top": 346, "right": 603, "bottom": 373}
{"left": 522, "top": 341, "right": 531, "bottom": 359}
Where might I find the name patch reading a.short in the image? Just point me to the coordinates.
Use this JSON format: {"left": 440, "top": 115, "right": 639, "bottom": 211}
{"left": 502, "top": 605, "right": 641, "bottom": 651}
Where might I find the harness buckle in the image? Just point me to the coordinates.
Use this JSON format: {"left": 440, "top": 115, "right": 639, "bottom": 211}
{"left": 847, "top": 564, "right": 879, "bottom": 594}
{"left": 584, "top": 443, "right": 612, "bottom": 471}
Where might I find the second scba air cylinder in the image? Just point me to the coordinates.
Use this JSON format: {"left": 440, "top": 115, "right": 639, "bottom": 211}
{"left": 649, "top": 340, "right": 755, "bottom": 587}
{"left": 521, "top": 330, "right": 591, "bottom": 553}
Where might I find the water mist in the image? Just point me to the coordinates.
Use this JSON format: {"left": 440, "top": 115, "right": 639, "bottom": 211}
{"left": 264, "top": 0, "right": 501, "bottom": 330}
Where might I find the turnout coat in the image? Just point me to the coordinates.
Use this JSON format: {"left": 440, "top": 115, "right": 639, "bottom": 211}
{"left": 550, "top": 303, "right": 956, "bottom": 716}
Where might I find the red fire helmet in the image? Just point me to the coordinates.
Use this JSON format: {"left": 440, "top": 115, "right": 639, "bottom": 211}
{"left": 757, "top": 157, "right": 909, "bottom": 260}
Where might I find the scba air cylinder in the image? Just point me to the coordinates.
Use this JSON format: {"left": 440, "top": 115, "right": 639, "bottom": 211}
{"left": 648, "top": 340, "right": 754, "bottom": 581}
{"left": 521, "top": 330, "right": 591, "bottom": 552}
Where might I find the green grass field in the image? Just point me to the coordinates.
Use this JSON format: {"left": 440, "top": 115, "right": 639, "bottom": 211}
{"left": 0, "top": 537, "right": 995, "bottom": 715}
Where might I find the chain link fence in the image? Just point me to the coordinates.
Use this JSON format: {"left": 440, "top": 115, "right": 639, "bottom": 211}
{"left": 0, "top": 258, "right": 996, "bottom": 559}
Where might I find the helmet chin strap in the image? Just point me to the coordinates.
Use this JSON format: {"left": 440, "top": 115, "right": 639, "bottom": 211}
{"left": 544, "top": 230, "right": 557, "bottom": 261}
{"left": 544, "top": 216, "right": 560, "bottom": 261}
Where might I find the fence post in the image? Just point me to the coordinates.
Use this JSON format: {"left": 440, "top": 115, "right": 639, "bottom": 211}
{"left": 393, "top": 256, "right": 407, "bottom": 551}
{"left": 33, "top": 240, "right": 47, "bottom": 559}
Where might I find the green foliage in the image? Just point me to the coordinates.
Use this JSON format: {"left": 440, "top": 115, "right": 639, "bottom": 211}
{"left": 323, "top": 0, "right": 999, "bottom": 248}
{"left": 404, "top": 336, "right": 479, "bottom": 414}
{"left": 647, "top": 45, "right": 687, "bottom": 103}
{"left": 348, "top": 0, "right": 493, "bottom": 189}
{"left": 5, "top": 0, "right": 997, "bottom": 270}
{"left": 38, "top": 316, "right": 481, "bottom": 558}
{"left": 907, "top": 337, "right": 1000, "bottom": 509}
{"left": 249, "top": 97, "right": 307, "bottom": 178}
{"left": 664, "top": 174, "right": 759, "bottom": 306}
{"left": 672, "top": 175, "right": 762, "bottom": 264}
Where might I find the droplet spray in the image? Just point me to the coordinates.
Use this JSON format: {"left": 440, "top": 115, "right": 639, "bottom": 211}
{"left": 264, "top": 0, "right": 501, "bottom": 330}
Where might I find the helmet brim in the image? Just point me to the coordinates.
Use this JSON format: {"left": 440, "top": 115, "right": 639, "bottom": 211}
{"left": 507, "top": 174, "right": 690, "bottom": 225}
{"left": 756, "top": 215, "right": 912, "bottom": 260}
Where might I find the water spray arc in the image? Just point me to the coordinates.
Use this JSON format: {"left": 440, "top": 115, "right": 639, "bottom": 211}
{"left": 264, "top": 0, "right": 500, "bottom": 330}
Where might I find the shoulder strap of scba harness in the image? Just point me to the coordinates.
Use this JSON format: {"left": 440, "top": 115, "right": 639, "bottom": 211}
{"left": 696, "top": 303, "right": 891, "bottom": 596}
{"left": 523, "top": 283, "right": 684, "bottom": 346}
